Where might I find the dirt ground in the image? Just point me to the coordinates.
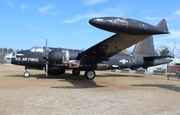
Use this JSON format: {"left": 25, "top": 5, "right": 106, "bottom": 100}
{"left": 0, "top": 64, "right": 180, "bottom": 115}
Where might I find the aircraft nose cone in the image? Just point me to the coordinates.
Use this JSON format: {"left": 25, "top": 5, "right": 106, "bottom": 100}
{"left": 89, "top": 17, "right": 111, "bottom": 30}
{"left": 89, "top": 18, "right": 100, "bottom": 26}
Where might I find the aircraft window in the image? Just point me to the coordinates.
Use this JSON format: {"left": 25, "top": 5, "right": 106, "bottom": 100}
{"left": 30, "top": 46, "right": 43, "bottom": 52}
{"left": 36, "top": 47, "right": 43, "bottom": 52}
{"left": 12, "top": 52, "right": 16, "bottom": 56}
{"left": 31, "top": 48, "right": 36, "bottom": 52}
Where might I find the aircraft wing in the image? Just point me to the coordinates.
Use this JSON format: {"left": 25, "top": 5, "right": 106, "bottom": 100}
{"left": 76, "top": 33, "right": 150, "bottom": 61}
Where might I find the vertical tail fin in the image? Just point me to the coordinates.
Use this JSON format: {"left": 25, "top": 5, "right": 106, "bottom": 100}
{"left": 156, "top": 19, "right": 169, "bottom": 33}
{"left": 132, "top": 36, "right": 155, "bottom": 56}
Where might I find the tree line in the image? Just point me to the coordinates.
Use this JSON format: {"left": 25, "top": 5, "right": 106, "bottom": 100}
{"left": 0, "top": 48, "right": 14, "bottom": 54}
{"left": 0, "top": 47, "right": 14, "bottom": 63}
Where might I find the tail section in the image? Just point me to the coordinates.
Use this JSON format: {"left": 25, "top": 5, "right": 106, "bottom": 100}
{"left": 132, "top": 36, "right": 155, "bottom": 56}
{"left": 132, "top": 21, "right": 172, "bottom": 68}
{"left": 156, "top": 19, "right": 169, "bottom": 34}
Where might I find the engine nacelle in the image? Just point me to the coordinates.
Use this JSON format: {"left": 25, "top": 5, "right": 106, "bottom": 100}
{"left": 47, "top": 66, "right": 66, "bottom": 76}
{"left": 48, "top": 50, "right": 64, "bottom": 64}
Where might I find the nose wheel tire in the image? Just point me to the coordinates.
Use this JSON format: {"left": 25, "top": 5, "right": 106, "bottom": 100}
{"left": 24, "top": 71, "right": 30, "bottom": 78}
{"left": 72, "top": 69, "right": 80, "bottom": 76}
{"left": 84, "top": 70, "right": 95, "bottom": 80}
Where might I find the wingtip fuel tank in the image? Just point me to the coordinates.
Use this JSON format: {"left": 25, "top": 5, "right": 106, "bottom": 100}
{"left": 89, "top": 17, "right": 169, "bottom": 35}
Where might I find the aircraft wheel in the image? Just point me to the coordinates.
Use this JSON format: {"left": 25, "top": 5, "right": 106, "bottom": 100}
{"left": 72, "top": 69, "right": 80, "bottom": 76}
{"left": 84, "top": 70, "right": 95, "bottom": 80}
{"left": 24, "top": 71, "right": 30, "bottom": 78}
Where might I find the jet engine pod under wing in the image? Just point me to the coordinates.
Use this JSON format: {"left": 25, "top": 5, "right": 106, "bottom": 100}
{"left": 89, "top": 17, "right": 169, "bottom": 35}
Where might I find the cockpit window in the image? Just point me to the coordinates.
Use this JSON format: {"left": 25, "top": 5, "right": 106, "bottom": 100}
{"left": 31, "top": 48, "right": 36, "bottom": 52}
{"left": 36, "top": 47, "right": 43, "bottom": 52}
{"left": 12, "top": 52, "right": 16, "bottom": 56}
{"left": 30, "top": 46, "right": 43, "bottom": 52}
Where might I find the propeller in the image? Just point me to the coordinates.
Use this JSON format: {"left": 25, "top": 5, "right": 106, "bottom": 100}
{"left": 45, "top": 39, "right": 48, "bottom": 77}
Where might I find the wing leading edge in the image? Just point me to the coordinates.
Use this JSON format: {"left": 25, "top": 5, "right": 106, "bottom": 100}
{"left": 76, "top": 33, "right": 150, "bottom": 61}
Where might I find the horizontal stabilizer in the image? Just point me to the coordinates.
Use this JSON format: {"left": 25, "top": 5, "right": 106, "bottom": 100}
{"left": 144, "top": 56, "right": 172, "bottom": 61}
{"left": 156, "top": 19, "right": 169, "bottom": 34}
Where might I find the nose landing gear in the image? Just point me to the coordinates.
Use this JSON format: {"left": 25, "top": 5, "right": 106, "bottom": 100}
{"left": 23, "top": 71, "right": 30, "bottom": 78}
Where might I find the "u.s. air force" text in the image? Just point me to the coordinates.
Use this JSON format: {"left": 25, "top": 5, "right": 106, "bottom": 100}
{"left": 15, "top": 57, "right": 39, "bottom": 62}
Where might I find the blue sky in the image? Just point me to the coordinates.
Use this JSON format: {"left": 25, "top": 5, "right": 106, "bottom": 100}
{"left": 1, "top": 0, "right": 180, "bottom": 56}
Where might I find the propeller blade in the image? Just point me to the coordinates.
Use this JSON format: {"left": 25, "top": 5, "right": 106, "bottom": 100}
{"left": 46, "top": 39, "right": 48, "bottom": 51}
{"left": 45, "top": 38, "right": 48, "bottom": 77}
{"left": 46, "top": 61, "right": 48, "bottom": 77}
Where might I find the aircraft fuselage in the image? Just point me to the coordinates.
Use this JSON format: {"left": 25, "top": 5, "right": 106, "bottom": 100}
{"left": 11, "top": 47, "right": 171, "bottom": 71}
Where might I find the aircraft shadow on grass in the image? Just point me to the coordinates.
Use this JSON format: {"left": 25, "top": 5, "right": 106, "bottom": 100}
{"left": 4, "top": 71, "right": 144, "bottom": 79}
{"left": 51, "top": 80, "right": 105, "bottom": 89}
{"left": 51, "top": 72, "right": 144, "bottom": 89}
{"left": 4, "top": 72, "right": 145, "bottom": 89}
{"left": 4, "top": 73, "right": 105, "bottom": 89}
{"left": 131, "top": 84, "right": 180, "bottom": 93}
{"left": 49, "top": 73, "right": 106, "bottom": 89}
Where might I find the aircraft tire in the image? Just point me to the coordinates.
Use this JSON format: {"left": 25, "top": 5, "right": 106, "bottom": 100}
{"left": 72, "top": 69, "right": 80, "bottom": 76}
{"left": 84, "top": 70, "right": 95, "bottom": 80}
{"left": 24, "top": 71, "right": 30, "bottom": 78}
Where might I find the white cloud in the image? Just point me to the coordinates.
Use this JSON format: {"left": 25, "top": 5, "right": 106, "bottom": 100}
{"left": 146, "top": 17, "right": 162, "bottom": 21}
{"left": 70, "top": 29, "right": 92, "bottom": 35}
{"left": 146, "top": 16, "right": 174, "bottom": 22}
{"left": 83, "top": 0, "right": 108, "bottom": 6}
{"left": 28, "top": 24, "right": 36, "bottom": 30}
{"left": 153, "top": 30, "right": 180, "bottom": 52}
{"left": 62, "top": 13, "right": 107, "bottom": 23}
{"left": 153, "top": 29, "right": 180, "bottom": 50}
{"left": 174, "top": 10, "right": 180, "bottom": 15}
{"left": 165, "top": 29, "right": 180, "bottom": 39}
{"left": 53, "top": 12, "right": 61, "bottom": 16}
{"left": 155, "top": 29, "right": 180, "bottom": 40}
{"left": 7, "top": 2, "right": 15, "bottom": 8}
{"left": 105, "top": 7, "right": 122, "bottom": 16}
{"left": 21, "top": 4, "right": 30, "bottom": 12}
{"left": 38, "top": 4, "right": 55, "bottom": 13}
{"left": 62, "top": 6, "right": 124, "bottom": 24}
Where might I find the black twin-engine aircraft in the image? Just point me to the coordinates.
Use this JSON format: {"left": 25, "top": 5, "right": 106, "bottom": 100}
{"left": 11, "top": 17, "right": 172, "bottom": 80}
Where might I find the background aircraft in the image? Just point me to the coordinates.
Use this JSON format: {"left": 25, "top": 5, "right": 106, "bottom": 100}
{"left": 11, "top": 17, "right": 172, "bottom": 80}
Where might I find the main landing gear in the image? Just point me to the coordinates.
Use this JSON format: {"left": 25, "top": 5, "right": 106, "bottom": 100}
{"left": 72, "top": 69, "right": 96, "bottom": 80}
{"left": 84, "top": 70, "right": 95, "bottom": 80}
{"left": 72, "top": 69, "right": 80, "bottom": 76}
